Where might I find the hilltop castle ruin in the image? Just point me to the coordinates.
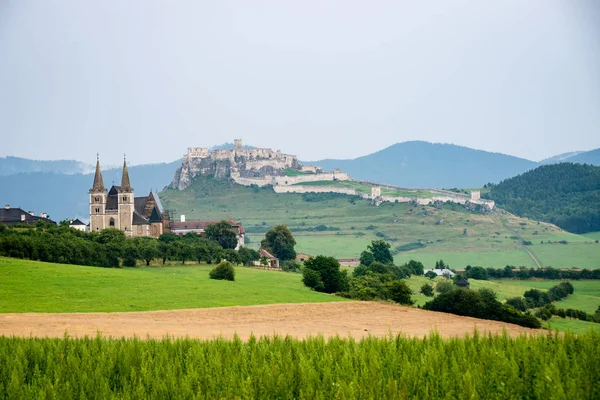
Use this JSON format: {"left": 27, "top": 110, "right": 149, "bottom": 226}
{"left": 169, "top": 139, "right": 494, "bottom": 210}
{"left": 170, "top": 139, "right": 330, "bottom": 190}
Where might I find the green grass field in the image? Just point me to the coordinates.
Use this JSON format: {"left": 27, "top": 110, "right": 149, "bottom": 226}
{"left": 0, "top": 258, "right": 345, "bottom": 313}
{"left": 546, "top": 318, "right": 599, "bottom": 334}
{"left": 160, "top": 176, "right": 600, "bottom": 269}
{"left": 582, "top": 231, "right": 600, "bottom": 241}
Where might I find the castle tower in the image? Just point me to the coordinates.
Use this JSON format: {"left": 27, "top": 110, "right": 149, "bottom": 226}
{"left": 118, "top": 156, "right": 134, "bottom": 235}
{"left": 371, "top": 186, "right": 381, "bottom": 200}
{"left": 234, "top": 138, "right": 243, "bottom": 152}
{"left": 89, "top": 155, "right": 108, "bottom": 232}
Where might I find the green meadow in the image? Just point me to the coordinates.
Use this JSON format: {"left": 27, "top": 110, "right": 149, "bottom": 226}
{"left": 0, "top": 258, "right": 345, "bottom": 313}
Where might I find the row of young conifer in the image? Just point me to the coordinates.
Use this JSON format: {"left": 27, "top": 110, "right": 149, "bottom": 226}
{"left": 0, "top": 332, "right": 598, "bottom": 399}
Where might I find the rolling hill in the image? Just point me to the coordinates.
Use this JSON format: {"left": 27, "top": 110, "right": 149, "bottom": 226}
{"left": 540, "top": 148, "right": 600, "bottom": 166}
{"left": 305, "top": 141, "right": 539, "bottom": 188}
{"left": 159, "top": 175, "right": 600, "bottom": 270}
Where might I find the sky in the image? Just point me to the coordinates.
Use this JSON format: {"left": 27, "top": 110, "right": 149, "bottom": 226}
{"left": 1, "top": 1, "right": 599, "bottom": 165}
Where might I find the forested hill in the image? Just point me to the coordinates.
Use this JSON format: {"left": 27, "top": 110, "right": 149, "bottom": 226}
{"left": 485, "top": 163, "right": 600, "bottom": 233}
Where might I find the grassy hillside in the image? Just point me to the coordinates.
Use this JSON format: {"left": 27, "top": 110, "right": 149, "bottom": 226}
{"left": 160, "top": 176, "right": 600, "bottom": 269}
{"left": 486, "top": 163, "right": 600, "bottom": 233}
{"left": 0, "top": 258, "right": 345, "bottom": 313}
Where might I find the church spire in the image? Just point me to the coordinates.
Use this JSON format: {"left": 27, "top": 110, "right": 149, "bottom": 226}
{"left": 92, "top": 153, "right": 105, "bottom": 191}
{"left": 121, "top": 155, "right": 131, "bottom": 190}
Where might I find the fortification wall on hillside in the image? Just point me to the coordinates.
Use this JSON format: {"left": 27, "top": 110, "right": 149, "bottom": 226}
{"left": 273, "top": 185, "right": 359, "bottom": 196}
{"left": 230, "top": 174, "right": 272, "bottom": 187}
{"left": 271, "top": 172, "right": 350, "bottom": 186}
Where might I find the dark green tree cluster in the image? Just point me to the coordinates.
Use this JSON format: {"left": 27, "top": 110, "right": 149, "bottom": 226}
{"left": 485, "top": 163, "right": 600, "bottom": 233}
{"left": 334, "top": 241, "right": 418, "bottom": 305}
{"left": 464, "top": 266, "right": 489, "bottom": 280}
{"left": 0, "top": 223, "right": 259, "bottom": 268}
{"left": 261, "top": 225, "right": 296, "bottom": 261}
{"left": 486, "top": 266, "right": 600, "bottom": 280}
{"left": 301, "top": 256, "right": 348, "bottom": 293}
{"left": 534, "top": 304, "right": 600, "bottom": 323}
{"left": 506, "top": 281, "right": 574, "bottom": 310}
{"left": 424, "top": 288, "right": 541, "bottom": 329}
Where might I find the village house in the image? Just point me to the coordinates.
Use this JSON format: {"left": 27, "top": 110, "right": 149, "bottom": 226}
{"left": 169, "top": 216, "right": 245, "bottom": 250}
{"left": 0, "top": 205, "right": 55, "bottom": 226}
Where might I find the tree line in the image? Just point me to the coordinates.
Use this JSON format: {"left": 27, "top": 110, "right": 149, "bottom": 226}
{"left": 0, "top": 221, "right": 260, "bottom": 268}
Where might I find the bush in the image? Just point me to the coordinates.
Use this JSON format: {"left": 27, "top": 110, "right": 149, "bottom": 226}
{"left": 420, "top": 283, "right": 434, "bottom": 297}
{"left": 425, "top": 271, "right": 438, "bottom": 280}
{"left": 385, "top": 280, "right": 414, "bottom": 305}
{"left": 281, "top": 260, "right": 301, "bottom": 272}
{"left": 465, "top": 266, "right": 489, "bottom": 280}
{"left": 435, "top": 280, "right": 454, "bottom": 294}
{"left": 506, "top": 297, "right": 528, "bottom": 312}
{"left": 302, "top": 268, "right": 324, "bottom": 292}
{"left": 209, "top": 261, "right": 235, "bottom": 281}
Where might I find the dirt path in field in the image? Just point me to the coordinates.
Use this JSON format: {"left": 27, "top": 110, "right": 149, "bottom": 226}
{"left": 0, "top": 302, "right": 536, "bottom": 340}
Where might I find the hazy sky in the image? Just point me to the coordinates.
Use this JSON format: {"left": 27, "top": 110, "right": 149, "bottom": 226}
{"left": 1, "top": 1, "right": 599, "bottom": 165}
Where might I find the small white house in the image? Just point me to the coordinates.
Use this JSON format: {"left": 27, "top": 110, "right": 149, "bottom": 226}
{"left": 423, "top": 268, "right": 455, "bottom": 278}
{"left": 69, "top": 219, "right": 88, "bottom": 232}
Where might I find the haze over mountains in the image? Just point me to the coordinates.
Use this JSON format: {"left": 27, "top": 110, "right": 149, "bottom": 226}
{"left": 1, "top": 141, "right": 599, "bottom": 222}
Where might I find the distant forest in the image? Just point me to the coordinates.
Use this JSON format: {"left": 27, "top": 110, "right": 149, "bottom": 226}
{"left": 485, "top": 163, "right": 600, "bottom": 234}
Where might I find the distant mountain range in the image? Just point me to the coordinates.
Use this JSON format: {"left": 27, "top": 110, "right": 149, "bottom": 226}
{"left": 305, "top": 141, "right": 600, "bottom": 188}
{"left": 0, "top": 161, "right": 180, "bottom": 222}
{"left": 1, "top": 141, "right": 598, "bottom": 221}
{"left": 0, "top": 156, "right": 96, "bottom": 176}
{"left": 306, "top": 141, "right": 539, "bottom": 188}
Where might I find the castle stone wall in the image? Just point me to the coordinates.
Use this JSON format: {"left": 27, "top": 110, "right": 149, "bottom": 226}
{"left": 273, "top": 185, "right": 358, "bottom": 196}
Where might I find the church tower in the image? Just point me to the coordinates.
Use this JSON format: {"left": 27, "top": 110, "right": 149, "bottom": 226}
{"left": 117, "top": 157, "right": 134, "bottom": 236}
{"left": 89, "top": 155, "right": 108, "bottom": 232}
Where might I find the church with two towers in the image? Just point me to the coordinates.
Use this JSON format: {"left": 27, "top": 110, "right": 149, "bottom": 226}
{"left": 89, "top": 157, "right": 169, "bottom": 238}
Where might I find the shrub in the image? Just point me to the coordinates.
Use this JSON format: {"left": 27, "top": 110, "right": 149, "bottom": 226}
{"left": 302, "top": 268, "right": 324, "bottom": 292}
{"left": 420, "top": 283, "right": 434, "bottom": 297}
{"left": 465, "top": 266, "right": 489, "bottom": 280}
{"left": 425, "top": 271, "right": 438, "bottom": 280}
{"left": 435, "top": 280, "right": 454, "bottom": 294}
{"left": 385, "top": 280, "right": 414, "bottom": 305}
{"left": 281, "top": 260, "right": 301, "bottom": 272}
{"left": 506, "top": 297, "right": 528, "bottom": 312}
{"left": 209, "top": 261, "right": 235, "bottom": 281}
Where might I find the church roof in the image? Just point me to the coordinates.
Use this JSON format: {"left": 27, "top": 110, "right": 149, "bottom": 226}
{"left": 91, "top": 157, "right": 105, "bottom": 191}
{"left": 134, "top": 197, "right": 147, "bottom": 215}
{"left": 151, "top": 192, "right": 164, "bottom": 213}
{"left": 69, "top": 218, "right": 86, "bottom": 226}
{"left": 132, "top": 211, "right": 148, "bottom": 226}
{"left": 149, "top": 207, "right": 162, "bottom": 223}
{"left": 121, "top": 158, "right": 132, "bottom": 191}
